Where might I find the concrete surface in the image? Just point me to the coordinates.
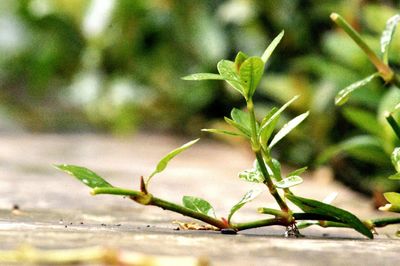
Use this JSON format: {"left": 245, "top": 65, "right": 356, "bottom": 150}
{"left": 0, "top": 133, "right": 399, "bottom": 265}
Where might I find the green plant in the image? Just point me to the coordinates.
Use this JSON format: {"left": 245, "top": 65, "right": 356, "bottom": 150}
{"left": 379, "top": 108, "right": 400, "bottom": 215}
{"left": 56, "top": 32, "right": 400, "bottom": 239}
{"left": 317, "top": 13, "right": 400, "bottom": 194}
{"left": 328, "top": 12, "right": 400, "bottom": 234}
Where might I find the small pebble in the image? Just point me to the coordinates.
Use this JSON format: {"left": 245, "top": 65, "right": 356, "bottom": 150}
{"left": 221, "top": 228, "right": 237, "bottom": 235}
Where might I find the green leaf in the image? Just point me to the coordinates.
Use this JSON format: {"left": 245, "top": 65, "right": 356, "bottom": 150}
{"left": 260, "top": 107, "right": 278, "bottom": 128}
{"left": 391, "top": 147, "right": 400, "bottom": 172}
{"left": 286, "top": 193, "right": 373, "bottom": 239}
{"left": 317, "top": 135, "right": 388, "bottom": 165}
{"left": 258, "top": 95, "right": 299, "bottom": 148}
{"left": 335, "top": 73, "right": 379, "bottom": 106}
{"left": 275, "top": 176, "right": 303, "bottom": 189}
{"left": 234, "top": 51, "right": 249, "bottom": 70}
{"left": 239, "top": 57, "right": 265, "bottom": 99}
{"left": 381, "top": 14, "right": 400, "bottom": 64}
{"left": 217, "top": 60, "right": 245, "bottom": 96}
{"left": 182, "top": 196, "right": 216, "bottom": 218}
{"left": 55, "top": 164, "right": 113, "bottom": 189}
{"left": 267, "top": 158, "right": 282, "bottom": 181}
{"left": 239, "top": 160, "right": 264, "bottom": 183}
{"left": 287, "top": 167, "right": 308, "bottom": 177}
{"left": 224, "top": 117, "right": 251, "bottom": 138}
{"left": 238, "top": 168, "right": 264, "bottom": 183}
{"left": 231, "top": 108, "right": 251, "bottom": 131}
{"left": 269, "top": 111, "right": 309, "bottom": 148}
{"left": 383, "top": 192, "right": 400, "bottom": 206}
{"left": 201, "top": 128, "right": 244, "bottom": 137}
{"left": 342, "top": 107, "right": 381, "bottom": 137}
{"left": 148, "top": 139, "right": 200, "bottom": 182}
{"left": 228, "top": 188, "right": 262, "bottom": 222}
{"left": 388, "top": 172, "right": 400, "bottom": 180}
{"left": 181, "top": 73, "right": 224, "bottom": 81}
{"left": 261, "top": 30, "right": 284, "bottom": 63}
{"left": 259, "top": 108, "right": 279, "bottom": 149}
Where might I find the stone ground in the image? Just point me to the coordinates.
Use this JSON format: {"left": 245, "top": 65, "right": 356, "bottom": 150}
{"left": 0, "top": 133, "right": 399, "bottom": 265}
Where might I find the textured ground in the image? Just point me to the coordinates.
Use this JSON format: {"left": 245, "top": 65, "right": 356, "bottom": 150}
{"left": 0, "top": 133, "right": 399, "bottom": 265}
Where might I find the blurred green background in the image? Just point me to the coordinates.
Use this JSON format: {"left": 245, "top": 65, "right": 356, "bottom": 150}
{"left": 1, "top": 0, "right": 400, "bottom": 195}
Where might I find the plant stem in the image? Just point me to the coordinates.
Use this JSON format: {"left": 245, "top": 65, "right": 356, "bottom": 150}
{"left": 247, "top": 99, "right": 290, "bottom": 213}
{"left": 92, "top": 187, "right": 142, "bottom": 197}
{"left": 330, "top": 13, "right": 394, "bottom": 82}
{"left": 369, "top": 217, "right": 400, "bottom": 228}
{"left": 150, "top": 197, "right": 228, "bottom": 229}
{"left": 385, "top": 112, "right": 400, "bottom": 140}
{"left": 233, "top": 218, "right": 286, "bottom": 231}
{"left": 247, "top": 99, "right": 260, "bottom": 151}
{"left": 91, "top": 187, "right": 400, "bottom": 233}
{"left": 93, "top": 187, "right": 228, "bottom": 229}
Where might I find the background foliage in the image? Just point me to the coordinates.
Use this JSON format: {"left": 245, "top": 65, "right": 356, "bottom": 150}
{"left": 1, "top": 0, "right": 400, "bottom": 193}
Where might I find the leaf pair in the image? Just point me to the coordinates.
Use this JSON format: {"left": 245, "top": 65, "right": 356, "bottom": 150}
{"left": 286, "top": 193, "right": 373, "bottom": 239}
{"left": 183, "top": 31, "right": 284, "bottom": 101}
{"left": 56, "top": 139, "right": 200, "bottom": 191}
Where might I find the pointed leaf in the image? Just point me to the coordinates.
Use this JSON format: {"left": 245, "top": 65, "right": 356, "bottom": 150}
{"left": 217, "top": 60, "right": 245, "bottom": 96}
{"left": 234, "top": 51, "right": 249, "bottom": 71}
{"left": 391, "top": 147, "right": 400, "bottom": 172}
{"left": 148, "top": 139, "right": 200, "bottom": 181}
{"left": 224, "top": 117, "right": 251, "bottom": 137}
{"left": 383, "top": 192, "right": 400, "bottom": 206}
{"left": 231, "top": 108, "right": 251, "bottom": 131}
{"left": 275, "top": 176, "right": 303, "bottom": 189}
{"left": 239, "top": 57, "right": 265, "bottom": 99}
{"left": 269, "top": 111, "right": 309, "bottom": 148}
{"left": 287, "top": 167, "right": 308, "bottom": 177}
{"left": 182, "top": 73, "right": 225, "bottom": 81}
{"left": 286, "top": 193, "right": 373, "bottom": 239}
{"left": 267, "top": 158, "right": 282, "bottom": 181}
{"left": 261, "top": 30, "right": 284, "bottom": 63}
{"left": 342, "top": 107, "right": 381, "bottom": 137}
{"left": 381, "top": 14, "right": 400, "bottom": 64}
{"left": 228, "top": 189, "right": 263, "bottom": 222}
{"left": 182, "top": 196, "right": 216, "bottom": 218}
{"left": 260, "top": 107, "right": 278, "bottom": 128}
{"left": 55, "top": 164, "right": 113, "bottom": 188}
{"left": 335, "top": 73, "right": 379, "bottom": 106}
{"left": 258, "top": 95, "right": 299, "bottom": 148}
{"left": 201, "top": 128, "right": 244, "bottom": 137}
